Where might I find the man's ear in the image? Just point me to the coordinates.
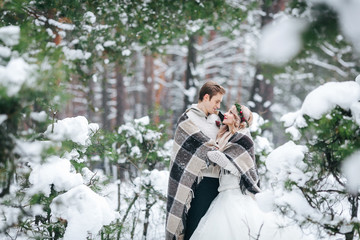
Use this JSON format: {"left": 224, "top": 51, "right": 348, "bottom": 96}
{"left": 203, "top": 94, "right": 210, "bottom": 101}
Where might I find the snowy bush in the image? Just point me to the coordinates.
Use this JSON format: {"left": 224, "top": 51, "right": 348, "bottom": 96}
{"left": 116, "top": 116, "right": 172, "bottom": 170}
{"left": 84, "top": 116, "right": 172, "bottom": 239}
{"left": 1, "top": 115, "right": 119, "bottom": 239}
{"left": 264, "top": 79, "right": 360, "bottom": 240}
{"left": 0, "top": 24, "right": 120, "bottom": 239}
{"left": 87, "top": 116, "right": 172, "bottom": 180}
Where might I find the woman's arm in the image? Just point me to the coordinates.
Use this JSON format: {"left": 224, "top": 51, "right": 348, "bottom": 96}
{"left": 207, "top": 150, "right": 241, "bottom": 176}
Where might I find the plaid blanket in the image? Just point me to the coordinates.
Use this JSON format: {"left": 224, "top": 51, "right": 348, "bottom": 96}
{"left": 208, "top": 131, "right": 261, "bottom": 194}
{"left": 166, "top": 113, "right": 217, "bottom": 240}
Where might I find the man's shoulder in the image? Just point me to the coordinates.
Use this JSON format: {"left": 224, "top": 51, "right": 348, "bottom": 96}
{"left": 186, "top": 108, "right": 203, "bottom": 120}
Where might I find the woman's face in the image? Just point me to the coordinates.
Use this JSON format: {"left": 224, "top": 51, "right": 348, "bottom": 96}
{"left": 223, "top": 106, "right": 238, "bottom": 126}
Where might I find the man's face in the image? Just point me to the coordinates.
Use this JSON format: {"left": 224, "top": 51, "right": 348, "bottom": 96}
{"left": 204, "top": 93, "right": 223, "bottom": 114}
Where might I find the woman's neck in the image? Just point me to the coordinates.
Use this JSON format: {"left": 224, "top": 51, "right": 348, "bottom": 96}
{"left": 229, "top": 124, "right": 240, "bottom": 134}
{"left": 228, "top": 125, "right": 236, "bottom": 133}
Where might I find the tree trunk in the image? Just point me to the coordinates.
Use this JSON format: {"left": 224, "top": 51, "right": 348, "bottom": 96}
{"left": 115, "top": 63, "right": 126, "bottom": 127}
{"left": 249, "top": 0, "right": 287, "bottom": 121}
{"left": 102, "top": 66, "right": 110, "bottom": 130}
{"left": 184, "top": 35, "right": 197, "bottom": 112}
{"left": 249, "top": 66, "right": 274, "bottom": 120}
{"left": 133, "top": 52, "right": 143, "bottom": 119}
{"left": 87, "top": 72, "right": 95, "bottom": 123}
{"left": 143, "top": 53, "right": 154, "bottom": 118}
{"left": 345, "top": 195, "right": 359, "bottom": 240}
{"left": 154, "top": 65, "right": 165, "bottom": 124}
{"left": 205, "top": 30, "right": 216, "bottom": 81}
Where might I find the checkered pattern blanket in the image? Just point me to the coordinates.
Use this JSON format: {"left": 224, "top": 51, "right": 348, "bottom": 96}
{"left": 209, "top": 131, "right": 261, "bottom": 194}
{"left": 166, "top": 113, "right": 217, "bottom": 240}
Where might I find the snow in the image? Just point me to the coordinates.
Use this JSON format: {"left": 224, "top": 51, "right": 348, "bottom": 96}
{"left": 356, "top": 74, "right": 360, "bottom": 85}
{"left": 0, "top": 58, "right": 35, "bottom": 96}
{"left": 118, "top": 116, "right": 151, "bottom": 143}
{"left": 325, "top": 0, "right": 360, "bottom": 52}
{"left": 122, "top": 49, "right": 131, "bottom": 56}
{"left": 284, "top": 125, "right": 301, "bottom": 141}
{"left": 50, "top": 185, "right": 119, "bottom": 240}
{"left": 22, "top": 114, "right": 118, "bottom": 238}
{"left": 249, "top": 112, "right": 266, "bottom": 132}
{"left": 266, "top": 141, "right": 309, "bottom": 186}
{"left": 44, "top": 116, "right": 99, "bottom": 146}
{"left": 258, "top": 16, "right": 307, "bottom": 66}
{"left": 0, "top": 45, "right": 11, "bottom": 58}
{"left": 141, "top": 169, "right": 169, "bottom": 196}
{"left": 253, "top": 93, "right": 262, "bottom": 102}
{"left": 95, "top": 43, "right": 104, "bottom": 52}
{"left": 2, "top": 6, "right": 359, "bottom": 238}
{"left": 254, "top": 136, "right": 273, "bottom": 155}
{"left": 130, "top": 146, "right": 141, "bottom": 157}
{"left": 351, "top": 101, "right": 360, "bottom": 125}
{"left": 46, "top": 28, "right": 56, "bottom": 38}
{"left": 134, "top": 115, "right": 150, "bottom": 125}
{"left": 184, "top": 86, "right": 197, "bottom": 103}
{"left": 48, "top": 19, "right": 75, "bottom": 31}
{"left": 0, "top": 25, "right": 20, "bottom": 46}
{"left": 14, "top": 140, "right": 54, "bottom": 164}
{"left": 123, "top": 169, "right": 168, "bottom": 239}
{"left": 0, "top": 204, "right": 22, "bottom": 230}
{"left": 103, "top": 40, "right": 116, "bottom": 47}
{"left": 63, "top": 149, "right": 82, "bottom": 162}
{"left": 62, "top": 46, "right": 91, "bottom": 60}
{"left": 263, "top": 140, "right": 327, "bottom": 233}
{"left": 30, "top": 204, "right": 46, "bottom": 217}
{"left": 278, "top": 189, "right": 319, "bottom": 221}
{"left": 342, "top": 150, "right": 360, "bottom": 194}
{"left": 265, "top": 77, "right": 360, "bottom": 239}
{"left": 186, "top": 19, "right": 204, "bottom": 33}
{"left": 84, "top": 11, "right": 96, "bottom": 24}
{"left": 0, "top": 114, "right": 7, "bottom": 125}
{"left": 158, "top": 139, "right": 174, "bottom": 160}
{"left": 281, "top": 110, "right": 302, "bottom": 128}
{"left": 28, "top": 156, "right": 84, "bottom": 196}
{"left": 225, "top": 0, "right": 248, "bottom": 10}
{"left": 30, "top": 111, "right": 47, "bottom": 122}
{"left": 301, "top": 81, "right": 360, "bottom": 119}
{"left": 255, "top": 190, "right": 275, "bottom": 212}
{"left": 281, "top": 81, "right": 360, "bottom": 130}
{"left": 81, "top": 167, "right": 101, "bottom": 184}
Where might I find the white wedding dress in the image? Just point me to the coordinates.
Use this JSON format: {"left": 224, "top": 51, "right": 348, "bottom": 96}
{"left": 190, "top": 174, "right": 307, "bottom": 240}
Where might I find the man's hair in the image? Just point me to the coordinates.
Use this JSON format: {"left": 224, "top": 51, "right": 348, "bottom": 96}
{"left": 198, "top": 81, "right": 226, "bottom": 101}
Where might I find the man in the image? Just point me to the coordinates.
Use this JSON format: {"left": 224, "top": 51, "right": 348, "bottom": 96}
{"left": 166, "top": 81, "right": 226, "bottom": 240}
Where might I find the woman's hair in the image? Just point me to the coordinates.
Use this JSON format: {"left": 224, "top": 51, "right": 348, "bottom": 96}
{"left": 238, "top": 105, "right": 253, "bottom": 129}
{"left": 217, "top": 104, "right": 253, "bottom": 139}
{"left": 198, "top": 81, "right": 226, "bottom": 101}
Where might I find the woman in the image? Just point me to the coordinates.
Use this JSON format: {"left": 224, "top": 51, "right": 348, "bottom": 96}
{"left": 190, "top": 104, "right": 305, "bottom": 240}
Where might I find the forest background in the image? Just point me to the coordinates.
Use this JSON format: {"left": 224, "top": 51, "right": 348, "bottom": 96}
{"left": 1, "top": 0, "right": 360, "bottom": 239}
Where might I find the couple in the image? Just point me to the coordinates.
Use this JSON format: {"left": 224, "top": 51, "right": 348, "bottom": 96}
{"left": 166, "top": 81, "right": 305, "bottom": 240}
{"left": 166, "top": 81, "right": 262, "bottom": 240}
